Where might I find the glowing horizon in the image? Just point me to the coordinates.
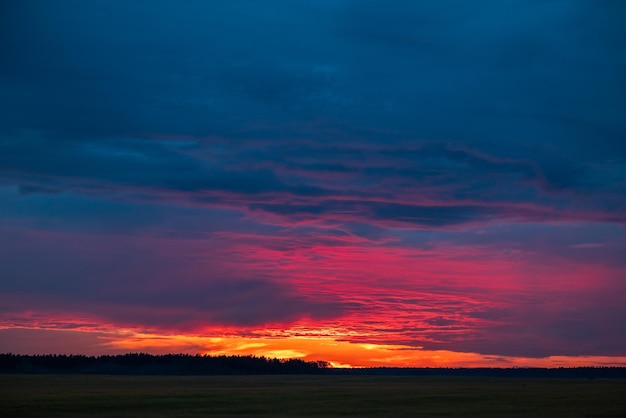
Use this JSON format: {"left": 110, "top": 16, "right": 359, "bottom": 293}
{"left": 3, "top": 325, "right": 626, "bottom": 369}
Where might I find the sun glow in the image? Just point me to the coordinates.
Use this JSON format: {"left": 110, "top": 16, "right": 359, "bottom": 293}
{"left": 95, "top": 328, "right": 626, "bottom": 368}
{"left": 2, "top": 324, "right": 626, "bottom": 368}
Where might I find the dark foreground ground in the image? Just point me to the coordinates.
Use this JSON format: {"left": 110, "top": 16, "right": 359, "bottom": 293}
{"left": 1, "top": 374, "right": 625, "bottom": 417}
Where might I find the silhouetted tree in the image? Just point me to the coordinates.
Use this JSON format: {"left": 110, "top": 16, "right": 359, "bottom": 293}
{"left": 0, "top": 353, "right": 330, "bottom": 375}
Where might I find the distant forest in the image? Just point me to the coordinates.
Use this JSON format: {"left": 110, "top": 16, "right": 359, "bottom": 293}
{"left": 1, "top": 354, "right": 625, "bottom": 378}
{"left": 0, "top": 353, "right": 329, "bottom": 375}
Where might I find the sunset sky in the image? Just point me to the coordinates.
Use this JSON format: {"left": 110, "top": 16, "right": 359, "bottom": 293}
{"left": 1, "top": 0, "right": 625, "bottom": 368}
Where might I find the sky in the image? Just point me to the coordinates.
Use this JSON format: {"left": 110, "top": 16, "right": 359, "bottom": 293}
{"left": 1, "top": 0, "right": 625, "bottom": 368}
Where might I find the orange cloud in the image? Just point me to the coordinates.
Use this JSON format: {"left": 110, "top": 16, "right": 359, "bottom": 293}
{"left": 100, "top": 328, "right": 626, "bottom": 368}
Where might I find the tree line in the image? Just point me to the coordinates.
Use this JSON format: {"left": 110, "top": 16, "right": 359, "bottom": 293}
{"left": 1, "top": 353, "right": 624, "bottom": 378}
{"left": 0, "top": 353, "right": 330, "bottom": 375}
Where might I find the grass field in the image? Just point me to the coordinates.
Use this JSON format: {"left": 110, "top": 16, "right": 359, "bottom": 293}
{"left": 1, "top": 374, "right": 625, "bottom": 417}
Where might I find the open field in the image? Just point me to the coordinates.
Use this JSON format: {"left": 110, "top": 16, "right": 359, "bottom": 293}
{"left": 1, "top": 374, "right": 625, "bottom": 417}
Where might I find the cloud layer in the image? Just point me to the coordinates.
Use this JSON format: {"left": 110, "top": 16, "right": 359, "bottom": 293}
{"left": 1, "top": 0, "right": 625, "bottom": 362}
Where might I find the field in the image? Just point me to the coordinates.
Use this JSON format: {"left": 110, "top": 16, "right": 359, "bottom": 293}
{"left": 1, "top": 374, "right": 625, "bottom": 417}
